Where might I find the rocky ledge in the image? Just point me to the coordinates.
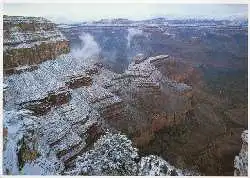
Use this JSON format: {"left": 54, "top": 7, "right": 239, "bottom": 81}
{"left": 3, "top": 15, "right": 70, "bottom": 74}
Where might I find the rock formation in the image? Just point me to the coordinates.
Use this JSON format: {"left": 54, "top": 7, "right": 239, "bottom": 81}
{"left": 100, "top": 53, "right": 194, "bottom": 142}
{"left": 3, "top": 109, "right": 64, "bottom": 175}
{"left": 3, "top": 15, "right": 70, "bottom": 74}
{"left": 138, "top": 155, "right": 182, "bottom": 176}
{"left": 21, "top": 87, "right": 71, "bottom": 115}
{"left": 64, "top": 133, "right": 139, "bottom": 176}
{"left": 234, "top": 130, "right": 248, "bottom": 176}
{"left": 64, "top": 133, "right": 199, "bottom": 176}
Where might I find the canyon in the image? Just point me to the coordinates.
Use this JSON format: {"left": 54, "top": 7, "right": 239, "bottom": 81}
{"left": 2, "top": 15, "right": 248, "bottom": 176}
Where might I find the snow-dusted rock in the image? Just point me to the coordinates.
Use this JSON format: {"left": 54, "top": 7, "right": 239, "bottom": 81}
{"left": 138, "top": 155, "right": 183, "bottom": 176}
{"left": 3, "top": 15, "right": 70, "bottom": 74}
{"left": 104, "top": 54, "right": 192, "bottom": 97}
{"left": 3, "top": 109, "right": 37, "bottom": 174}
{"left": 3, "top": 109, "right": 63, "bottom": 175}
{"left": 234, "top": 130, "right": 248, "bottom": 176}
{"left": 65, "top": 133, "right": 138, "bottom": 176}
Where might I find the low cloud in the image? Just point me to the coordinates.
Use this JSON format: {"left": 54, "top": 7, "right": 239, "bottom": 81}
{"left": 127, "top": 28, "right": 144, "bottom": 48}
{"left": 71, "top": 32, "right": 101, "bottom": 59}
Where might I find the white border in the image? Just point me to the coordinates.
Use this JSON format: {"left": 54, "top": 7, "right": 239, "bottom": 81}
{"left": 2, "top": 0, "right": 250, "bottom": 4}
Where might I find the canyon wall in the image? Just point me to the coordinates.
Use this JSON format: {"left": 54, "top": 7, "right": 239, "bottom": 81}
{"left": 3, "top": 16, "right": 194, "bottom": 176}
{"left": 3, "top": 15, "right": 70, "bottom": 74}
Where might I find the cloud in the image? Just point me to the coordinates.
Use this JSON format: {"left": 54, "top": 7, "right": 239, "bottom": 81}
{"left": 71, "top": 32, "right": 101, "bottom": 59}
{"left": 127, "top": 28, "right": 144, "bottom": 48}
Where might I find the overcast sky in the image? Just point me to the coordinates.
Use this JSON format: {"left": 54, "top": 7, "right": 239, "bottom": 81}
{"left": 3, "top": 3, "right": 248, "bottom": 23}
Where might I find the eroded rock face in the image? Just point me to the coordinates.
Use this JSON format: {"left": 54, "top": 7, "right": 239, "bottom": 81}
{"left": 104, "top": 54, "right": 192, "bottom": 102}
{"left": 3, "top": 109, "right": 64, "bottom": 175}
{"left": 64, "top": 132, "right": 197, "bottom": 176}
{"left": 5, "top": 65, "right": 39, "bottom": 75}
{"left": 100, "top": 54, "right": 193, "bottom": 136}
{"left": 3, "top": 16, "right": 70, "bottom": 74}
{"left": 3, "top": 51, "right": 194, "bottom": 175}
{"left": 65, "top": 75, "right": 93, "bottom": 89}
{"left": 3, "top": 15, "right": 199, "bottom": 176}
{"left": 234, "top": 130, "right": 248, "bottom": 176}
{"left": 21, "top": 87, "right": 71, "bottom": 116}
{"left": 79, "top": 85, "right": 127, "bottom": 121}
{"left": 65, "top": 133, "right": 139, "bottom": 176}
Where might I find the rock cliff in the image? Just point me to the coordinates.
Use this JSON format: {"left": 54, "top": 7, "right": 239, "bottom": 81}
{"left": 100, "top": 53, "right": 194, "bottom": 144}
{"left": 3, "top": 15, "right": 70, "bottom": 74}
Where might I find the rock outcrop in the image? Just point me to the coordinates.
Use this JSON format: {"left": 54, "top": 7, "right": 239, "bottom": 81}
{"left": 3, "top": 109, "right": 64, "bottom": 175}
{"left": 3, "top": 15, "right": 70, "bottom": 74}
{"left": 234, "top": 130, "right": 248, "bottom": 176}
{"left": 103, "top": 53, "right": 192, "bottom": 103}
{"left": 65, "top": 75, "right": 93, "bottom": 89}
{"left": 138, "top": 155, "right": 182, "bottom": 176}
{"left": 64, "top": 133, "right": 191, "bottom": 176}
{"left": 64, "top": 133, "right": 139, "bottom": 176}
{"left": 21, "top": 87, "right": 71, "bottom": 115}
{"left": 100, "top": 53, "right": 193, "bottom": 137}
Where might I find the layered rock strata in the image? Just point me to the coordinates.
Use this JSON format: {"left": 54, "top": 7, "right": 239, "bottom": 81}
{"left": 3, "top": 15, "right": 70, "bottom": 74}
{"left": 100, "top": 54, "right": 193, "bottom": 134}
{"left": 3, "top": 52, "right": 192, "bottom": 175}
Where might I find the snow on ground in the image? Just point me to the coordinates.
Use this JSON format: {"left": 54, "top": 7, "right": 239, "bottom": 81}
{"left": 3, "top": 109, "right": 64, "bottom": 175}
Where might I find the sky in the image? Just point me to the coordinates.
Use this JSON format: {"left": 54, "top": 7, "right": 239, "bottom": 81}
{"left": 3, "top": 3, "right": 248, "bottom": 23}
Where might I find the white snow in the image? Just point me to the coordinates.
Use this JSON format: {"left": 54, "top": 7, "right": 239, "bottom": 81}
{"left": 3, "top": 109, "right": 36, "bottom": 175}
